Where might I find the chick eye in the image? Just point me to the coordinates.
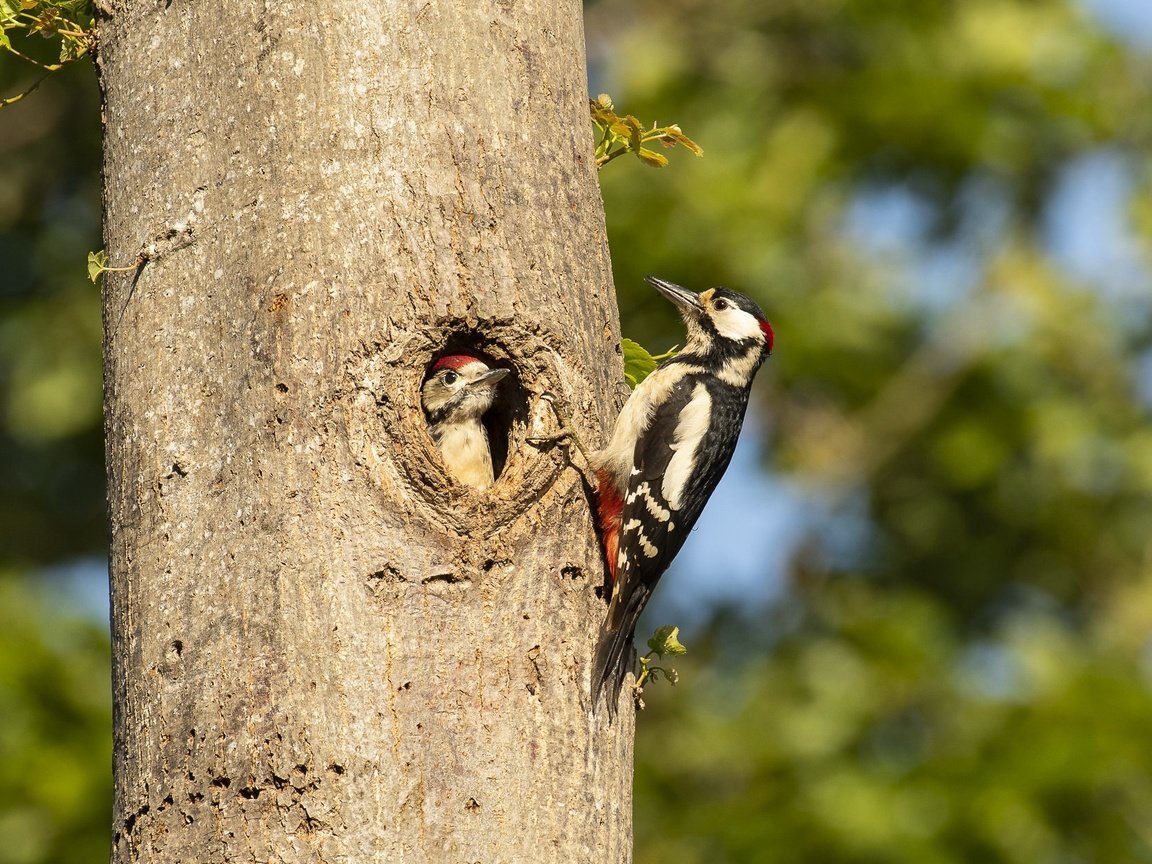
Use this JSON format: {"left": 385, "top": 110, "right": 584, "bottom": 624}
{"left": 713, "top": 298, "right": 729, "bottom": 311}
{"left": 442, "top": 370, "right": 458, "bottom": 385}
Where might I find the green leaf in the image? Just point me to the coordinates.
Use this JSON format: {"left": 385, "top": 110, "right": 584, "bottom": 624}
{"left": 660, "top": 124, "right": 704, "bottom": 157}
{"left": 86, "top": 249, "right": 106, "bottom": 283}
{"left": 622, "top": 338, "right": 657, "bottom": 388}
{"left": 59, "top": 32, "right": 77, "bottom": 61}
{"left": 621, "top": 337, "right": 679, "bottom": 389}
{"left": 647, "top": 624, "right": 687, "bottom": 657}
{"left": 29, "top": 7, "right": 60, "bottom": 37}
{"left": 637, "top": 147, "right": 670, "bottom": 168}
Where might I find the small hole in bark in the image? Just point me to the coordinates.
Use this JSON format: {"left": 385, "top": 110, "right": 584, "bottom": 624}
{"left": 239, "top": 786, "right": 260, "bottom": 799}
{"left": 275, "top": 382, "right": 288, "bottom": 393}
{"left": 211, "top": 776, "right": 231, "bottom": 788}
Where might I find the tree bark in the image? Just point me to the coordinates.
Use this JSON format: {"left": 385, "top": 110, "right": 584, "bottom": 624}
{"left": 98, "top": 0, "right": 632, "bottom": 860}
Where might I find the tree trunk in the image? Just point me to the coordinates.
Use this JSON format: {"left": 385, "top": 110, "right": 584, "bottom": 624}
{"left": 98, "top": 0, "right": 632, "bottom": 860}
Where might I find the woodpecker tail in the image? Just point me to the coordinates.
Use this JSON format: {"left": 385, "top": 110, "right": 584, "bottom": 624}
{"left": 591, "top": 583, "right": 652, "bottom": 718}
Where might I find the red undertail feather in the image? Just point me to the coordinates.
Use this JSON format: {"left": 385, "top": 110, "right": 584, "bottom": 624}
{"left": 594, "top": 469, "right": 624, "bottom": 582}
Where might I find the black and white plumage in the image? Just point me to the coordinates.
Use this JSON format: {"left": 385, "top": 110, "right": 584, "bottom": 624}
{"left": 590, "top": 277, "right": 774, "bottom": 709}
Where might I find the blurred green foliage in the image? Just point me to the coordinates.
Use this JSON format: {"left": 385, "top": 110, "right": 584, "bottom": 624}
{"left": 4, "top": 0, "right": 1152, "bottom": 861}
{"left": 1, "top": 18, "right": 106, "bottom": 862}
{"left": 587, "top": 0, "right": 1152, "bottom": 860}
{"left": 0, "top": 575, "right": 111, "bottom": 863}
{"left": 0, "top": 34, "right": 102, "bottom": 567}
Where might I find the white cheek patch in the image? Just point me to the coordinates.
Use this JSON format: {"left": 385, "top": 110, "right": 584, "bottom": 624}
{"left": 713, "top": 307, "right": 764, "bottom": 343}
{"left": 662, "top": 383, "right": 712, "bottom": 510}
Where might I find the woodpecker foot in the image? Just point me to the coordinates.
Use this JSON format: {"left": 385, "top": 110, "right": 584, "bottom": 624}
{"left": 527, "top": 391, "right": 599, "bottom": 488}
{"left": 527, "top": 393, "right": 592, "bottom": 462}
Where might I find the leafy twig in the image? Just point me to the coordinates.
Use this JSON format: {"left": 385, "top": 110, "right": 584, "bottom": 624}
{"left": 590, "top": 93, "right": 703, "bottom": 171}
{"left": 1, "top": 0, "right": 96, "bottom": 109}
{"left": 633, "top": 625, "right": 687, "bottom": 709}
{"left": 87, "top": 250, "right": 144, "bottom": 283}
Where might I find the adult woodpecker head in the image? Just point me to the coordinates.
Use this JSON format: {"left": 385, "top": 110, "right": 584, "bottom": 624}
{"left": 646, "top": 275, "right": 774, "bottom": 360}
{"left": 421, "top": 354, "right": 509, "bottom": 490}
{"left": 589, "top": 276, "right": 774, "bottom": 713}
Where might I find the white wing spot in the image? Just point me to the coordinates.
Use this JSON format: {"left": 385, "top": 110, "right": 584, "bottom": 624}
{"left": 638, "top": 532, "right": 659, "bottom": 558}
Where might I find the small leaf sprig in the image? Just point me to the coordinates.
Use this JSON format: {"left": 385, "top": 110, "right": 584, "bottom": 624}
{"left": 86, "top": 250, "right": 146, "bottom": 284}
{"left": 633, "top": 625, "right": 687, "bottom": 709}
{"left": 591, "top": 93, "right": 702, "bottom": 170}
{"left": 622, "top": 337, "right": 679, "bottom": 389}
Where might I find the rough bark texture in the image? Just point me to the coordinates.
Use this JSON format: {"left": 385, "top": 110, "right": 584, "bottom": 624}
{"left": 98, "top": 0, "right": 632, "bottom": 860}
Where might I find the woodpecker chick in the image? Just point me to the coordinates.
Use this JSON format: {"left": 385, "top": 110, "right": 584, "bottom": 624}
{"left": 421, "top": 355, "right": 509, "bottom": 490}
{"left": 590, "top": 276, "right": 774, "bottom": 709}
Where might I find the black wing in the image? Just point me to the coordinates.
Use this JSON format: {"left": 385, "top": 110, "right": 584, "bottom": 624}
{"left": 593, "top": 373, "right": 751, "bottom": 709}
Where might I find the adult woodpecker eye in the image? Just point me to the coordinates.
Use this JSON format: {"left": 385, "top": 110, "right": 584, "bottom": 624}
{"left": 442, "top": 371, "right": 458, "bottom": 385}
{"left": 713, "top": 298, "right": 729, "bottom": 311}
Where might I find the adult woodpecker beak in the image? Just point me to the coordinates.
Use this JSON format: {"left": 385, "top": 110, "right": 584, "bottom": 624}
{"left": 645, "top": 275, "right": 704, "bottom": 318}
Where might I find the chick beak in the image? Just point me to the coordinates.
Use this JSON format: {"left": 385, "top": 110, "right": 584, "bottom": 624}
{"left": 469, "top": 368, "right": 509, "bottom": 389}
{"left": 645, "top": 276, "right": 704, "bottom": 319}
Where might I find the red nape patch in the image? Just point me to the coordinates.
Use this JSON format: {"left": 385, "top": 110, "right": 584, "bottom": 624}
{"left": 432, "top": 354, "right": 483, "bottom": 372}
{"left": 761, "top": 321, "right": 775, "bottom": 354}
{"left": 594, "top": 469, "right": 624, "bottom": 583}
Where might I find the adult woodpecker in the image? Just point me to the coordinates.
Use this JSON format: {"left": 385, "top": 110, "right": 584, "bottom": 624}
{"left": 590, "top": 276, "right": 774, "bottom": 707}
{"left": 421, "top": 354, "right": 509, "bottom": 490}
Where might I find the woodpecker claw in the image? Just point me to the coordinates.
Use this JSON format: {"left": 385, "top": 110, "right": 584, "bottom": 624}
{"left": 528, "top": 393, "right": 591, "bottom": 462}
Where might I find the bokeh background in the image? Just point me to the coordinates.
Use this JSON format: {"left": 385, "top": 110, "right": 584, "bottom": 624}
{"left": 4, "top": 0, "right": 1152, "bottom": 861}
